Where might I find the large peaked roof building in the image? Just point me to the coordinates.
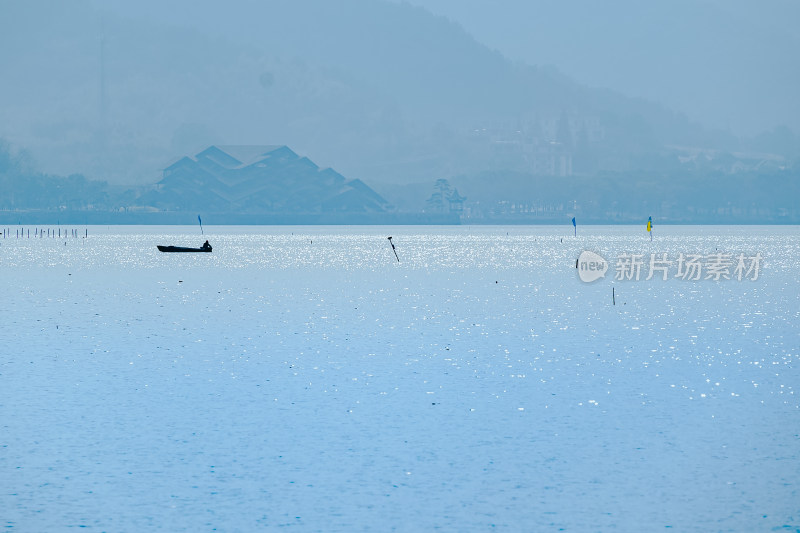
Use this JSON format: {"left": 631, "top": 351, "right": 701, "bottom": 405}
{"left": 142, "top": 145, "right": 390, "bottom": 214}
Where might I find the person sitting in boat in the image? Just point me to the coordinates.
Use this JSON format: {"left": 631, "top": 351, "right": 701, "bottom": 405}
{"left": 201, "top": 240, "right": 212, "bottom": 251}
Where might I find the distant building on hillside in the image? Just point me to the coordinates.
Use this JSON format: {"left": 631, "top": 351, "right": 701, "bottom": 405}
{"left": 448, "top": 188, "right": 466, "bottom": 213}
{"left": 141, "top": 145, "right": 390, "bottom": 214}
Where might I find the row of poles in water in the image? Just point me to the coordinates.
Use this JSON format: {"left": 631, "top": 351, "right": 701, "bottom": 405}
{"left": 2, "top": 228, "right": 88, "bottom": 238}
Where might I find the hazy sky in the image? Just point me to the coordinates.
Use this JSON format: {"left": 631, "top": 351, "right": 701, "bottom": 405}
{"left": 397, "top": 0, "right": 800, "bottom": 137}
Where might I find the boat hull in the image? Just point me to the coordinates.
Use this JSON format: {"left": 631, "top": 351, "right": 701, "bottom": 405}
{"left": 157, "top": 245, "right": 212, "bottom": 253}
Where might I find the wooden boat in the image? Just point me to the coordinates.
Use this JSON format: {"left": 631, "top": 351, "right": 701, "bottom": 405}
{"left": 157, "top": 245, "right": 212, "bottom": 253}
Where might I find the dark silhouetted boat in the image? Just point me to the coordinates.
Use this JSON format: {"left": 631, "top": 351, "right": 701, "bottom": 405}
{"left": 157, "top": 242, "right": 212, "bottom": 253}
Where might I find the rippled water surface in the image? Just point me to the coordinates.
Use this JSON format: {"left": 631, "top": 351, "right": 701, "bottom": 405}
{"left": 1, "top": 225, "right": 799, "bottom": 531}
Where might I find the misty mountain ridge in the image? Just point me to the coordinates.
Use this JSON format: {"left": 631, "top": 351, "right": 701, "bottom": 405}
{"left": 3, "top": 0, "right": 792, "bottom": 190}
{"left": 405, "top": 0, "right": 800, "bottom": 138}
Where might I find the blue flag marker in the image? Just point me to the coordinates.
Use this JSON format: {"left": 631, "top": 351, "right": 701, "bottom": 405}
{"left": 198, "top": 215, "right": 204, "bottom": 235}
{"left": 572, "top": 217, "right": 576, "bottom": 236}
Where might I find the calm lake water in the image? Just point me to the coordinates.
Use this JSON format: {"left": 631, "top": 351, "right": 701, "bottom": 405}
{"left": 1, "top": 225, "right": 798, "bottom": 531}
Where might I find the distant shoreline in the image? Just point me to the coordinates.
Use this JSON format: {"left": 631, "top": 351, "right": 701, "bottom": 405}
{"left": 0, "top": 211, "right": 461, "bottom": 226}
{"left": 0, "top": 210, "right": 798, "bottom": 226}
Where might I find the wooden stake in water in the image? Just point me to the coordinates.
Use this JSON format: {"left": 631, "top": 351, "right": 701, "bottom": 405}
{"left": 387, "top": 236, "right": 399, "bottom": 262}
{"left": 613, "top": 287, "right": 616, "bottom": 305}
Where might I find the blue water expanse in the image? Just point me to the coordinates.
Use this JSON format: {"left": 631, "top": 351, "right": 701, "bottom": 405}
{"left": 1, "top": 225, "right": 798, "bottom": 531}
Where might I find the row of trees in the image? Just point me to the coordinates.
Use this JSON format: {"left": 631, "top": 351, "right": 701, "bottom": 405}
{"left": 0, "top": 140, "right": 110, "bottom": 210}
